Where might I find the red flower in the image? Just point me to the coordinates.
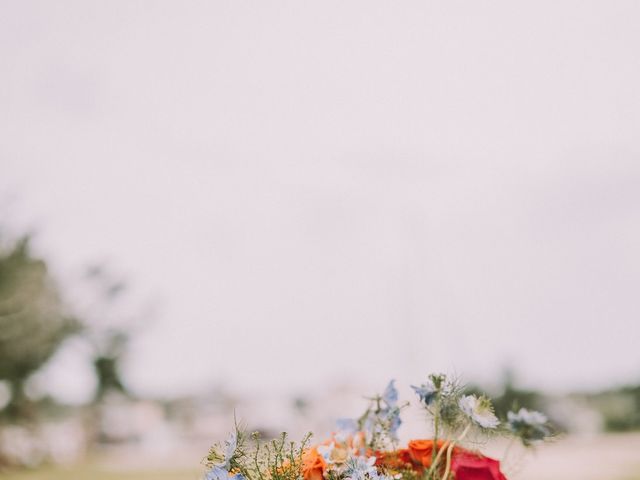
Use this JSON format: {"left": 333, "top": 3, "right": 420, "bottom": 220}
{"left": 450, "top": 452, "right": 507, "bottom": 480}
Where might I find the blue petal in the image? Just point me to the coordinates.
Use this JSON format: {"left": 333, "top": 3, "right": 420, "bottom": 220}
{"left": 382, "top": 380, "right": 398, "bottom": 406}
{"left": 205, "top": 467, "right": 229, "bottom": 480}
{"left": 411, "top": 384, "right": 436, "bottom": 405}
{"left": 336, "top": 418, "right": 358, "bottom": 433}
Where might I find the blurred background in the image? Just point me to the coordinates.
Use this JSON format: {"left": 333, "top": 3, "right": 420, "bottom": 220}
{"left": 1, "top": 1, "right": 640, "bottom": 479}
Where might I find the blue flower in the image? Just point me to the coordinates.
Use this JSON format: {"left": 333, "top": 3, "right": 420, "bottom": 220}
{"left": 507, "top": 408, "right": 550, "bottom": 445}
{"left": 384, "top": 406, "right": 402, "bottom": 438}
{"left": 361, "top": 416, "right": 379, "bottom": 443}
{"left": 336, "top": 418, "right": 359, "bottom": 434}
{"left": 365, "top": 381, "right": 403, "bottom": 441}
{"left": 205, "top": 467, "right": 245, "bottom": 480}
{"left": 208, "top": 432, "right": 240, "bottom": 472}
{"left": 411, "top": 379, "right": 437, "bottom": 406}
{"left": 354, "top": 381, "right": 405, "bottom": 445}
{"left": 343, "top": 456, "right": 382, "bottom": 480}
{"left": 223, "top": 433, "right": 238, "bottom": 467}
{"left": 382, "top": 380, "right": 398, "bottom": 407}
{"left": 212, "top": 432, "right": 238, "bottom": 470}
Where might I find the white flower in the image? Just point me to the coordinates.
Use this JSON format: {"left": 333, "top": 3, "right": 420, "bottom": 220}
{"left": 507, "top": 408, "right": 550, "bottom": 444}
{"left": 458, "top": 395, "right": 499, "bottom": 429}
{"left": 344, "top": 456, "right": 380, "bottom": 480}
{"left": 508, "top": 408, "right": 547, "bottom": 426}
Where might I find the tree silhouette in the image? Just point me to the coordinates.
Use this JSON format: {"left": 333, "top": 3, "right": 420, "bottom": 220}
{"left": 0, "top": 237, "right": 78, "bottom": 421}
{"left": 79, "top": 265, "right": 134, "bottom": 403}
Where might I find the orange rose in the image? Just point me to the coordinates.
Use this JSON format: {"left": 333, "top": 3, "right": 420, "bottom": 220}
{"left": 302, "top": 448, "right": 326, "bottom": 480}
{"left": 375, "top": 449, "right": 412, "bottom": 470}
{"left": 407, "top": 439, "right": 451, "bottom": 469}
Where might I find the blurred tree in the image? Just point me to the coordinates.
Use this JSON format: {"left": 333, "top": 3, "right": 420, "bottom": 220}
{"left": 0, "top": 225, "right": 148, "bottom": 465}
{"left": 492, "top": 368, "right": 544, "bottom": 416}
{"left": 92, "top": 332, "right": 129, "bottom": 401}
{"left": 80, "top": 265, "right": 133, "bottom": 403}
{"left": 587, "top": 384, "right": 640, "bottom": 431}
{"left": 0, "top": 237, "right": 78, "bottom": 421}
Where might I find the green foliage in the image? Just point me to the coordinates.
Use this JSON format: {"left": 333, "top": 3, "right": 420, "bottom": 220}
{"left": 586, "top": 385, "right": 640, "bottom": 432}
{"left": 260, "top": 432, "right": 311, "bottom": 480}
{"left": 205, "top": 423, "right": 312, "bottom": 480}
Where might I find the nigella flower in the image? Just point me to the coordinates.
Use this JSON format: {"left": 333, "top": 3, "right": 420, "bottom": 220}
{"left": 209, "top": 432, "right": 239, "bottom": 470}
{"left": 508, "top": 407, "right": 547, "bottom": 426}
{"left": 343, "top": 456, "right": 383, "bottom": 480}
{"left": 507, "top": 408, "right": 550, "bottom": 445}
{"left": 411, "top": 378, "right": 438, "bottom": 406}
{"left": 458, "top": 395, "right": 500, "bottom": 429}
{"left": 222, "top": 432, "right": 238, "bottom": 466}
{"left": 205, "top": 466, "right": 245, "bottom": 480}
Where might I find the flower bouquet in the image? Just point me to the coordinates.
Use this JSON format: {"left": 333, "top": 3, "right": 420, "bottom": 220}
{"left": 204, "top": 375, "right": 552, "bottom": 480}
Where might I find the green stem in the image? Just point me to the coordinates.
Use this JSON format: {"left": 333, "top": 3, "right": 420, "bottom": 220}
{"left": 429, "top": 441, "right": 447, "bottom": 478}
{"left": 441, "top": 442, "right": 456, "bottom": 480}
{"left": 441, "top": 424, "right": 471, "bottom": 480}
{"left": 431, "top": 400, "right": 440, "bottom": 469}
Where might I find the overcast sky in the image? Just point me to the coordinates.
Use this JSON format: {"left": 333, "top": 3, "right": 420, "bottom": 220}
{"left": 2, "top": 1, "right": 639, "bottom": 402}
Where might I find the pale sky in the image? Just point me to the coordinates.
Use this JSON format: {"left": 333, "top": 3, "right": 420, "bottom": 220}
{"left": 1, "top": 1, "right": 640, "bottom": 402}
